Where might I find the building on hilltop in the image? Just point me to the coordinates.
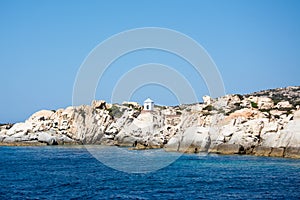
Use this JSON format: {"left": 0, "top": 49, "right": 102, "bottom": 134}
{"left": 143, "top": 98, "right": 154, "bottom": 111}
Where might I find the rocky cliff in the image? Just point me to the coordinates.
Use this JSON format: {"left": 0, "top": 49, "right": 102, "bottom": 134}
{"left": 1, "top": 86, "right": 300, "bottom": 158}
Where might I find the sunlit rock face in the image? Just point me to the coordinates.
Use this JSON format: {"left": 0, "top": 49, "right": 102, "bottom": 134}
{"left": 1, "top": 86, "right": 300, "bottom": 158}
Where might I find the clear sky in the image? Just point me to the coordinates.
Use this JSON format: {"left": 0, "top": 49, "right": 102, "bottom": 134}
{"left": 1, "top": 0, "right": 300, "bottom": 123}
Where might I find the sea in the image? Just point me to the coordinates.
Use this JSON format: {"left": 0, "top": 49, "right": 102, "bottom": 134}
{"left": 1, "top": 146, "right": 300, "bottom": 199}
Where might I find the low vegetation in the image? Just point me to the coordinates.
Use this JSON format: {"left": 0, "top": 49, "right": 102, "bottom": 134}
{"left": 108, "top": 105, "right": 124, "bottom": 118}
{"left": 250, "top": 101, "right": 258, "bottom": 108}
{"left": 203, "top": 105, "right": 215, "bottom": 111}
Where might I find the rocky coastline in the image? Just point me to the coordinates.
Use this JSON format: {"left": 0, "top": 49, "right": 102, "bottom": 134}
{"left": 1, "top": 86, "right": 300, "bottom": 159}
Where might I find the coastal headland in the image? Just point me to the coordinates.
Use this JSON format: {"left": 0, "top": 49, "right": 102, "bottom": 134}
{"left": 1, "top": 86, "right": 300, "bottom": 158}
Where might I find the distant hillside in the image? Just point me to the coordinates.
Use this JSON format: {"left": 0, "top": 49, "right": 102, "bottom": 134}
{"left": 246, "top": 86, "right": 300, "bottom": 107}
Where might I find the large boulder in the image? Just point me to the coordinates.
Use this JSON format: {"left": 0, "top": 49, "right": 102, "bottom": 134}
{"left": 92, "top": 100, "right": 107, "bottom": 109}
{"left": 164, "top": 137, "right": 180, "bottom": 152}
{"left": 226, "top": 108, "right": 257, "bottom": 121}
{"left": 227, "top": 131, "right": 259, "bottom": 151}
{"left": 261, "top": 111, "right": 300, "bottom": 149}
{"left": 28, "top": 110, "right": 55, "bottom": 122}
{"left": 0, "top": 129, "right": 7, "bottom": 137}
{"left": 164, "top": 126, "right": 211, "bottom": 153}
{"left": 275, "top": 101, "right": 293, "bottom": 109}
{"left": 262, "top": 121, "right": 278, "bottom": 133}
{"left": 114, "top": 111, "right": 164, "bottom": 147}
{"left": 65, "top": 104, "right": 116, "bottom": 144}
{"left": 37, "top": 131, "right": 57, "bottom": 145}
{"left": 122, "top": 101, "right": 141, "bottom": 110}
{"left": 6, "top": 122, "right": 33, "bottom": 136}
{"left": 3, "top": 136, "right": 18, "bottom": 143}
{"left": 115, "top": 134, "right": 140, "bottom": 147}
{"left": 281, "top": 112, "right": 300, "bottom": 148}
{"left": 248, "top": 96, "right": 274, "bottom": 110}
{"left": 260, "top": 132, "right": 279, "bottom": 148}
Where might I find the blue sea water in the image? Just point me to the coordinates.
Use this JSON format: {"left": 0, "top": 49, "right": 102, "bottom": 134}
{"left": 1, "top": 146, "right": 300, "bottom": 199}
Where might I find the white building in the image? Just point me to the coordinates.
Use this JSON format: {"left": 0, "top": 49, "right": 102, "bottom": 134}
{"left": 143, "top": 98, "right": 154, "bottom": 111}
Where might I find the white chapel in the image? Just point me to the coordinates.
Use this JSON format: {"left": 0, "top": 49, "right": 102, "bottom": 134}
{"left": 143, "top": 98, "right": 154, "bottom": 111}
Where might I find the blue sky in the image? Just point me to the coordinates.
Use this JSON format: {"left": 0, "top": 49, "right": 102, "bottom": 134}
{"left": 1, "top": 0, "right": 300, "bottom": 123}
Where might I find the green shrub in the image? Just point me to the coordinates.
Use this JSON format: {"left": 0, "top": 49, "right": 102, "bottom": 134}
{"left": 203, "top": 105, "right": 215, "bottom": 111}
{"left": 108, "top": 105, "right": 124, "bottom": 118}
{"left": 251, "top": 101, "right": 258, "bottom": 108}
{"left": 285, "top": 110, "right": 293, "bottom": 115}
{"left": 272, "top": 98, "right": 281, "bottom": 105}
